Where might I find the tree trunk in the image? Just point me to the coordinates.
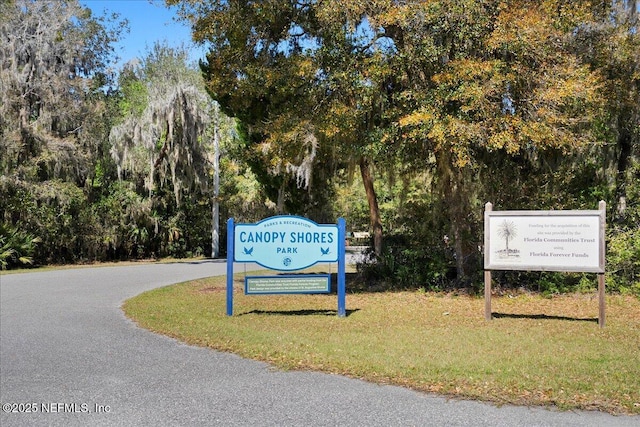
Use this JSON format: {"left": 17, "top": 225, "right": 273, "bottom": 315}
{"left": 439, "top": 155, "right": 478, "bottom": 282}
{"left": 211, "top": 109, "right": 220, "bottom": 258}
{"left": 614, "top": 129, "right": 632, "bottom": 221}
{"left": 359, "top": 156, "right": 383, "bottom": 256}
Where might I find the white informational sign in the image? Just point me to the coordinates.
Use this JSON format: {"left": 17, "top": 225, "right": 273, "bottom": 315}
{"left": 484, "top": 208, "right": 605, "bottom": 273}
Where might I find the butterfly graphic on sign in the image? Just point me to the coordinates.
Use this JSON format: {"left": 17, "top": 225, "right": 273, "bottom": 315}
{"left": 234, "top": 215, "right": 340, "bottom": 270}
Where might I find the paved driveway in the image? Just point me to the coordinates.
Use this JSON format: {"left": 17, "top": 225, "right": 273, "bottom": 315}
{"left": 1, "top": 261, "right": 637, "bottom": 426}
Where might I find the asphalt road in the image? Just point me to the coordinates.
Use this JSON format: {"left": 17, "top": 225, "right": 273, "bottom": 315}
{"left": 1, "top": 261, "right": 637, "bottom": 426}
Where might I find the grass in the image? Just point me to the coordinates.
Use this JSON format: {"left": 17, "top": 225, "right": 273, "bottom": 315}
{"left": 123, "top": 271, "right": 640, "bottom": 415}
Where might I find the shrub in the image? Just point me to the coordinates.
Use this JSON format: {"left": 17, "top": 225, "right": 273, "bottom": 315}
{"left": 606, "top": 228, "right": 640, "bottom": 295}
{"left": 356, "top": 233, "right": 456, "bottom": 291}
{"left": 0, "top": 223, "right": 40, "bottom": 269}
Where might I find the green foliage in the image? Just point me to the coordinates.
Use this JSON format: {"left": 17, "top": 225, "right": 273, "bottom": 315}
{"left": 0, "top": 223, "right": 40, "bottom": 269}
{"left": 356, "top": 233, "right": 455, "bottom": 291}
{"left": 218, "top": 158, "right": 275, "bottom": 223}
{"left": 117, "top": 76, "right": 148, "bottom": 117}
{"left": 536, "top": 272, "right": 587, "bottom": 297}
{"left": 333, "top": 171, "right": 371, "bottom": 232}
{"left": 0, "top": 0, "right": 637, "bottom": 296}
{"left": 1, "top": 178, "right": 86, "bottom": 263}
{"left": 606, "top": 160, "right": 640, "bottom": 294}
{"left": 606, "top": 229, "right": 640, "bottom": 295}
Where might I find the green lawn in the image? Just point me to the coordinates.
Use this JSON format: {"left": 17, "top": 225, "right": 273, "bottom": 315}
{"left": 123, "top": 272, "right": 640, "bottom": 415}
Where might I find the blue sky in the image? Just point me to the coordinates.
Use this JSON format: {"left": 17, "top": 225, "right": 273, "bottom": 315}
{"left": 80, "top": 0, "right": 207, "bottom": 68}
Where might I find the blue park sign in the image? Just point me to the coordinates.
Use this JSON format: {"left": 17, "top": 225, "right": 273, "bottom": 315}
{"left": 226, "top": 215, "right": 347, "bottom": 317}
{"left": 234, "top": 215, "right": 338, "bottom": 270}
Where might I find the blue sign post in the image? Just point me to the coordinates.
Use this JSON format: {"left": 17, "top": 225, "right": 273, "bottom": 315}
{"left": 226, "top": 216, "right": 347, "bottom": 317}
{"left": 337, "top": 218, "right": 346, "bottom": 317}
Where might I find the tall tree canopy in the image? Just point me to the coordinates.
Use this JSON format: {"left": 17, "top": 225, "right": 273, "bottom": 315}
{"left": 0, "top": 0, "right": 123, "bottom": 184}
{"left": 168, "top": 0, "right": 398, "bottom": 253}
{"left": 110, "top": 43, "right": 214, "bottom": 205}
{"left": 1, "top": 0, "right": 243, "bottom": 264}
{"left": 1, "top": 0, "right": 636, "bottom": 292}
{"left": 170, "top": 0, "right": 608, "bottom": 279}
{"left": 571, "top": 0, "right": 640, "bottom": 220}
{"left": 0, "top": 0, "right": 125, "bottom": 262}
{"left": 390, "top": 1, "right": 606, "bottom": 277}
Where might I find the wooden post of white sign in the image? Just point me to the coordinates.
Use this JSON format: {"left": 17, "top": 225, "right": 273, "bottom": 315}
{"left": 484, "top": 202, "right": 493, "bottom": 321}
{"left": 598, "top": 273, "right": 605, "bottom": 328}
{"left": 598, "top": 200, "right": 606, "bottom": 328}
{"left": 485, "top": 270, "right": 492, "bottom": 321}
